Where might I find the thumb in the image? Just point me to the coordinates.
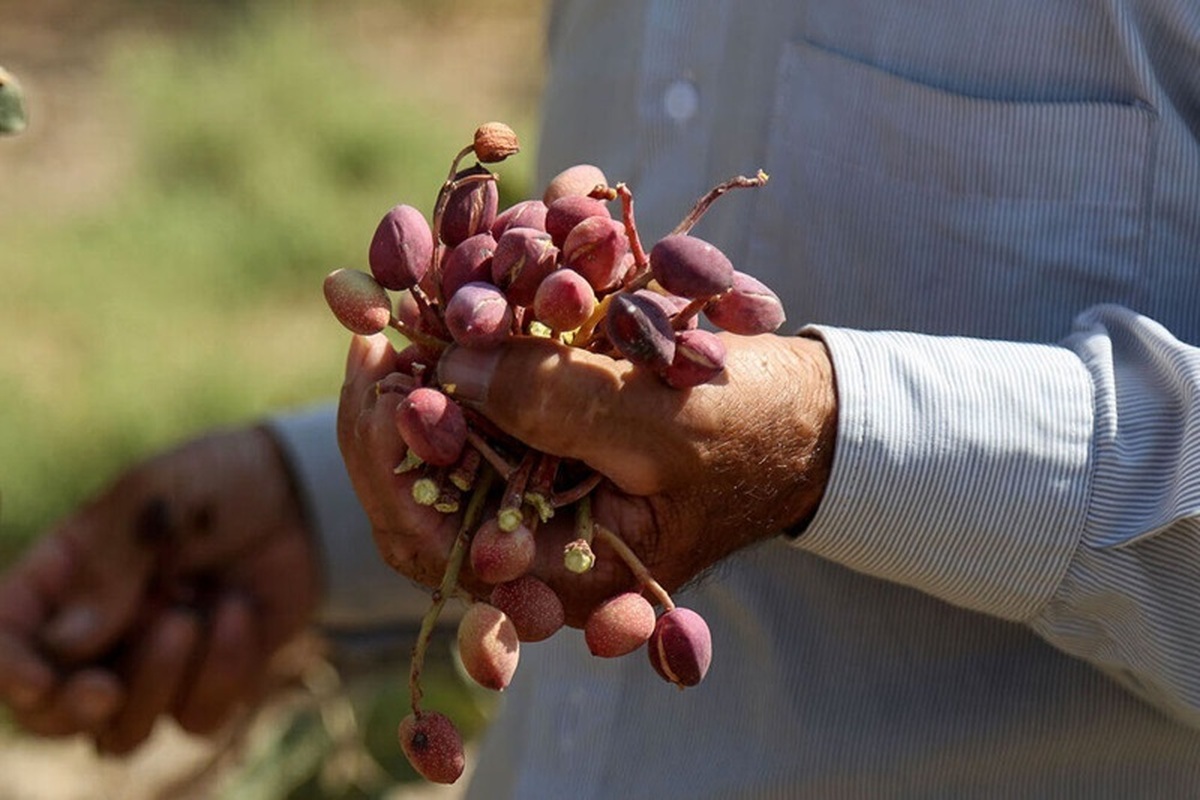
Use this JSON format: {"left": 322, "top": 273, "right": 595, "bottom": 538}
{"left": 437, "top": 338, "right": 692, "bottom": 494}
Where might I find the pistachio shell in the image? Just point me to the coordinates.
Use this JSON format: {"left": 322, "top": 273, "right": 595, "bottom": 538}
{"left": 648, "top": 607, "right": 713, "bottom": 688}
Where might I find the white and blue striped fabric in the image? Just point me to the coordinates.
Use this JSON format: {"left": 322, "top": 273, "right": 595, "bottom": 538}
{"left": 273, "top": 0, "right": 1200, "bottom": 795}
{"left": 802, "top": 308, "right": 1200, "bottom": 731}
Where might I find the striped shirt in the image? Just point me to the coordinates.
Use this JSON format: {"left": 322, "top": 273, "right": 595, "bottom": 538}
{"left": 271, "top": 0, "right": 1200, "bottom": 796}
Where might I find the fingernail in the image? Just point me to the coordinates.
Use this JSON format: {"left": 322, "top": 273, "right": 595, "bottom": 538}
{"left": 44, "top": 606, "right": 99, "bottom": 650}
{"left": 437, "top": 344, "right": 501, "bottom": 406}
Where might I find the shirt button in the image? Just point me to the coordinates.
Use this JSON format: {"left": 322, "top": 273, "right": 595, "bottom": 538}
{"left": 663, "top": 78, "right": 699, "bottom": 123}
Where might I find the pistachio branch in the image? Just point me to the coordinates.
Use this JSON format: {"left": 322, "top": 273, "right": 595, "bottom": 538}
{"left": 464, "top": 429, "right": 517, "bottom": 480}
{"left": 389, "top": 316, "right": 449, "bottom": 353}
{"left": 670, "top": 170, "right": 769, "bottom": 236}
{"left": 550, "top": 470, "right": 604, "bottom": 508}
{"left": 409, "top": 466, "right": 496, "bottom": 715}
{"left": 497, "top": 450, "right": 536, "bottom": 531}
{"left": 429, "top": 144, "right": 497, "bottom": 300}
{"left": 592, "top": 523, "right": 675, "bottom": 611}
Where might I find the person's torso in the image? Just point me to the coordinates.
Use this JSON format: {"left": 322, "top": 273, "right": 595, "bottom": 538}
{"left": 466, "top": 2, "right": 1200, "bottom": 797}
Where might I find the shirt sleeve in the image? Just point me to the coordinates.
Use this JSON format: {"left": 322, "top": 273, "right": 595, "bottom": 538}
{"left": 797, "top": 303, "right": 1200, "bottom": 726}
{"left": 262, "top": 403, "right": 433, "bottom": 630}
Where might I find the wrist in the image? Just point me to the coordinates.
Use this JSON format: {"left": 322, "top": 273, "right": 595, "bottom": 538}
{"left": 777, "top": 334, "right": 838, "bottom": 536}
{"left": 253, "top": 423, "right": 313, "bottom": 540}
{"left": 702, "top": 332, "right": 837, "bottom": 550}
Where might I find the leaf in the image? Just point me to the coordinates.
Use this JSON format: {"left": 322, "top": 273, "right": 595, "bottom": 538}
{"left": 0, "top": 66, "right": 28, "bottom": 135}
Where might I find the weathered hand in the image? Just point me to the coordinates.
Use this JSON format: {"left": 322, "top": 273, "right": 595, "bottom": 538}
{"left": 0, "top": 427, "right": 319, "bottom": 754}
{"left": 337, "top": 331, "right": 836, "bottom": 625}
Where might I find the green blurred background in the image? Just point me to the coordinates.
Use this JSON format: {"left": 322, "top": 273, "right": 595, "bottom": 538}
{"left": 0, "top": 0, "right": 545, "bottom": 796}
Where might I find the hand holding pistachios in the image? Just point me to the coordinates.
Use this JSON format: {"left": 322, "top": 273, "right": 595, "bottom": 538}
{"left": 330, "top": 123, "right": 836, "bottom": 783}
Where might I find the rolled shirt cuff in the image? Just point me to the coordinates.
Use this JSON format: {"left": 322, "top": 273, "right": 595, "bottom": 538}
{"left": 795, "top": 325, "right": 1095, "bottom": 622}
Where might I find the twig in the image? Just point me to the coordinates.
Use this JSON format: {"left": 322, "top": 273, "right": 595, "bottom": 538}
{"left": 465, "top": 429, "right": 517, "bottom": 480}
{"left": 388, "top": 316, "right": 449, "bottom": 353}
{"left": 593, "top": 523, "right": 674, "bottom": 611}
{"left": 551, "top": 471, "right": 604, "bottom": 508}
{"left": 409, "top": 467, "right": 496, "bottom": 714}
{"left": 497, "top": 450, "right": 536, "bottom": 532}
{"left": 670, "top": 170, "right": 769, "bottom": 236}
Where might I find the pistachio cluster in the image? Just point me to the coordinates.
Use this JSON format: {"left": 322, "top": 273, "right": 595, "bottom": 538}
{"left": 324, "top": 122, "right": 782, "bottom": 784}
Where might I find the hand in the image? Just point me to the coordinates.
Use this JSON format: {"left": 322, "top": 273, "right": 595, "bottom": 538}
{"left": 338, "top": 331, "right": 836, "bottom": 625}
{"left": 0, "top": 427, "right": 320, "bottom": 754}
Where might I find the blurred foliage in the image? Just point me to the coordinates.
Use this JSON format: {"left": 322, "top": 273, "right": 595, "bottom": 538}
{"left": 0, "top": 0, "right": 541, "bottom": 797}
{"left": 220, "top": 643, "right": 496, "bottom": 799}
{"left": 0, "top": 0, "right": 537, "bottom": 558}
{"left": 0, "top": 66, "right": 27, "bottom": 134}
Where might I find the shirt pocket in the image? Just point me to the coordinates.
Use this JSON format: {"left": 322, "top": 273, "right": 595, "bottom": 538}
{"left": 748, "top": 38, "right": 1157, "bottom": 341}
